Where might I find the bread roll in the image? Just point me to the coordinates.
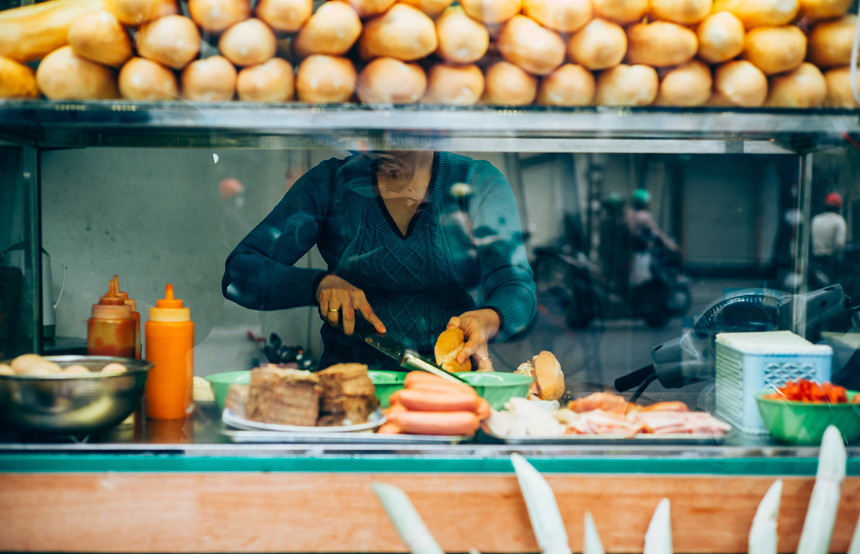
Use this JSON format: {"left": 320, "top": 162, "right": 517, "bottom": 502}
{"left": 537, "top": 63, "right": 595, "bottom": 105}
{"left": 514, "top": 351, "right": 565, "bottom": 401}
{"left": 107, "top": 0, "right": 176, "bottom": 25}
{"left": 696, "top": 11, "right": 744, "bottom": 64}
{"left": 800, "top": 0, "right": 852, "bottom": 20}
{"left": 137, "top": 15, "right": 201, "bottom": 70}
{"left": 824, "top": 66, "right": 860, "bottom": 107}
{"left": 219, "top": 19, "right": 277, "bottom": 67}
{"left": 592, "top": 0, "right": 648, "bottom": 24}
{"left": 483, "top": 61, "right": 537, "bottom": 105}
{"left": 67, "top": 10, "right": 132, "bottom": 67}
{"left": 181, "top": 55, "right": 236, "bottom": 100}
{"left": 296, "top": 54, "right": 357, "bottom": 103}
{"left": 523, "top": 0, "right": 593, "bottom": 33}
{"left": 356, "top": 57, "right": 426, "bottom": 103}
{"left": 626, "top": 21, "right": 698, "bottom": 67}
{"left": 434, "top": 328, "right": 472, "bottom": 373}
{"left": 460, "top": 0, "right": 522, "bottom": 24}
{"left": 255, "top": 0, "right": 311, "bottom": 32}
{"left": 36, "top": 45, "right": 118, "bottom": 99}
{"left": 712, "top": 60, "right": 767, "bottom": 106}
{"left": 594, "top": 64, "right": 658, "bottom": 105}
{"left": 766, "top": 62, "right": 826, "bottom": 107}
{"left": 118, "top": 57, "right": 179, "bottom": 99}
{"left": 11, "top": 354, "right": 43, "bottom": 374}
{"left": 656, "top": 59, "right": 712, "bottom": 105}
{"left": 808, "top": 16, "right": 856, "bottom": 69}
{"left": 422, "top": 63, "right": 484, "bottom": 105}
{"left": 359, "top": 3, "right": 438, "bottom": 61}
{"left": 743, "top": 25, "right": 806, "bottom": 75}
{"left": 237, "top": 58, "right": 294, "bottom": 102}
{"left": 435, "top": 6, "right": 490, "bottom": 64}
{"left": 711, "top": 0, "right": 799, "bottom": 28}
{"left": 188, "top": 0, "right": 250, "bottom": 33}
{"left": 567, "top": 18, "right": 627, "bottom": 70}
{"left": 399, "top": 0, "right": 454, "bottom": 17}
{"left": 293, "top": 1, "right": 362, "bottom": 58}
{"left": 497, "top": 15, "right": 566, "bottom": 75}
{"left": 0, "top": 0, "right": 106, "bottom": 63}
{"left": 348, "top": 0, "right": 396, "bottom": 18}
{"left": 0, "top": 57, "right": 39, "bottom": 98}
{"left": 650, "top": 0, "right": 711, "bottom": 23}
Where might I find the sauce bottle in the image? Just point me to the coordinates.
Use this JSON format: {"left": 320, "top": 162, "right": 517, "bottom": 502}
{"left": 87, "top": 278, "right": 135, "bottom": 358}
{"left": 113, "top": 276, "right": 141, "bottom": 359}
{"left": 145, "top": 284, "right": 194, "bottom": 420}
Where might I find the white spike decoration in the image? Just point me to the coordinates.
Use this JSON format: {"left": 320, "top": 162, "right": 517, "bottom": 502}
{"left": 748, "top": 480, "right": 783, "bottom": 554}
{"left": 796, "top": 425, "right": 847, "bottom": 554}
{"left": 583, "top": 511, "right": 605, "bottom": 554}
{"left": 644, "top": 499, "right": 673, "bottom": 554}
{"left": 372, "top": 483, "right": 445, "bottom": 554}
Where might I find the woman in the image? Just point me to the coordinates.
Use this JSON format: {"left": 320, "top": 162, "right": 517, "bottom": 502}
{"left": 222, "top": 150, "right": 536, "bottom": 372}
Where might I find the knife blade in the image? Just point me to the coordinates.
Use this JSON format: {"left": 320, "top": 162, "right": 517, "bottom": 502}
{"left": 511, "top": 453, "right": 572, "bottom": 554}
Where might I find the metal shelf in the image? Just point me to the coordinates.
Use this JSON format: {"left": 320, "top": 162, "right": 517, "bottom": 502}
{"left": 1, "top": 100, "right": 858, "bottom": 153}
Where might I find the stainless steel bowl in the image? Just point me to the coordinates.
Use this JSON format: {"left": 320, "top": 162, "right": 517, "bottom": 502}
{"left": 0, "top": 356, "right": 153, "bottom": 435}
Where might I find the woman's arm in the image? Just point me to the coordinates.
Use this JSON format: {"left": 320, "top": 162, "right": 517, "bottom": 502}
{"left": 221, "top": 158, "right": 342, "bottom": 311}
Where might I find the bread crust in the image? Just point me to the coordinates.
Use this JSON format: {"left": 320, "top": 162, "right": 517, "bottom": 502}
{"left": 533, "top": 351, "right": 565, "bottom": 401}
{"left": 434, "top": 328, "right": 472, "bottom": 372}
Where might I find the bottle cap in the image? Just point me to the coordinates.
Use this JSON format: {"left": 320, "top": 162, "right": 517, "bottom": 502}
{"left": 113, "top": 275, "right": 137, "bottom": 312}
{"left": 92, "top": 277, "right": 132, "bottom": 319}
{"left": 149, "top": 284, "right": 191, "bottom": 322}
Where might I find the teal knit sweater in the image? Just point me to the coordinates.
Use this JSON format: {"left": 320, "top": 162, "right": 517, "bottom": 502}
{"left": 222, "top": 152, "right": 536, "bottom": 370}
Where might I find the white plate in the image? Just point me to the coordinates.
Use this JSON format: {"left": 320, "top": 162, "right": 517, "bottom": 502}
{"left": 223, "top": 408, "right": 386, "bottom": 433}
{"left": 480, "top": 423, "right": 729, "bottom": 445}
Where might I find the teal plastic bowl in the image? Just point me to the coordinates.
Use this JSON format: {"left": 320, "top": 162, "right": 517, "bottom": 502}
{"left": 755, "top": 389, "right": 860, "bottom": 445}
{"left": 368, "top": 370, "right": 406, "bottom": 408}
{"left": 458, "top": 372, "right": 533, "bottom": 410}
{"left": 205, "top": 371, "right": 251, "bottom": 413}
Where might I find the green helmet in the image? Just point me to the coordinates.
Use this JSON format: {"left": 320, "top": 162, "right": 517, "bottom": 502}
{"left": 631, "top": 188, "right": 650, "bottom": 209}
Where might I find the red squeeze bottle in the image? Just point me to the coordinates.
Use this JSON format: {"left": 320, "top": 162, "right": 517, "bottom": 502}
{"left": 113, "top": 276, "right": 141, "bottom": 359}
{"left": 145, "top": 284, "right": 194, "bottom": 420}
{"left": 87, "top": 277, "right": 135, "bottom": 358}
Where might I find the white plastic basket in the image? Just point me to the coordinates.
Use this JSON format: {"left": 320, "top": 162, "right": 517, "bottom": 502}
{"left": 715, "top": 333, "right": 832, "bottom": 434}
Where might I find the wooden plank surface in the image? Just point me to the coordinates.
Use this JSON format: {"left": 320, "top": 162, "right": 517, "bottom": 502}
{"left": 0, "top": 472, "right": 857, "bottom": 553}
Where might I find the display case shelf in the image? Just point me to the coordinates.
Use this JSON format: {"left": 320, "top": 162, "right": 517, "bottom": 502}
{"left": 1, "top": 100, "right": 859, "bottom": 153}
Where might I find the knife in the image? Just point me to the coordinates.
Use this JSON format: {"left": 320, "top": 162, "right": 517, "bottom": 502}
{"left": 346, "top": 315, "right": 470, "bottom": 386}
{"left": 511, "top": 453, "right": 572, "bottom": 554}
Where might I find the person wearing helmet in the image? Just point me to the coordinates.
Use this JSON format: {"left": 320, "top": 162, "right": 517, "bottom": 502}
{"left": 811, "top": 192, "right": 847, "bottom": 259}
{"left": 624, "top": 188, "right": 679, "bottom": 254}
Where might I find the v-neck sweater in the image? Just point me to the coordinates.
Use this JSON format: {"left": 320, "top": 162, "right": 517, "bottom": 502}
{"left": 222, "top": 152, "right": 536, "bottom": 370}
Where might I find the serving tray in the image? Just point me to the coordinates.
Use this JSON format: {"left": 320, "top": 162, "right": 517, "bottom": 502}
{"left": 480, "top": 424, "right": 730, "bottom": 445}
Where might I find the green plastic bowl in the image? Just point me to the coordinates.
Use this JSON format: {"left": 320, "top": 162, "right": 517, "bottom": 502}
{"left": 368, "top": 370, "right": 406, "bottom": 409}
{"left": 755, "top": 389, "right": 860, "bottom": 445}
{"left": 205, "top": 371, "right": 251, "bottom": 413}
{"left": 458, "top": 372, "right": 534, "bottom": 410}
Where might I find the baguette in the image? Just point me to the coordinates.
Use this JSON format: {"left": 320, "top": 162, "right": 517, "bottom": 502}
{"left": 107, "top": 0, "right": 177, "bottom": 25}
{"left": 0, "top": 0, "right": 106, "bottom": 63}
{"left": 0, "top": 57, "right": 40, "bottom": 98}
{"left": 711, "top": 0, "right": 799, "bottom": 28}
{"left": 399, "top": 0, "right": 454, "bottom": 17}
{"left": 625, "top": 21, "right": 698, "bottom": 68}
{"left": 743, "top": 25, "right": 806, "bottom": 76}
{"left": 766, "top": 63, "right": 827, "bottom": 108}
{"left": 483, "top": 61, "right": 538, "bottom": 106}
{"left": 188, "top": 0, "right": 250, "bottom": 33}
{"left": 808, "top": 16, "right": 856, "bottom": 69}
{"left": 537, "top": 63, "right": 595, "bottom": 106}
{"left": 36, "top": 45, "right": 118, "bottom": 99}
{"left": 292, "top": 1, "right": 362, "bottom": 58}
{"left": 118, "top": 57, "right": 179, "bottom": 100}
{"left": 696, "top": 11, "right": 745, "bottom": 65}
{"left": 358, "top": 3, "right": 438, "bottom": 62}
{"left": 594, "top": 64, "right": 658, "bottom": 106}
{"left": 824, "top": 66, "right": 860, "bottom": 108}
{"left": 711, "top": 60, "right": 768, "bottom": 107}
{"left": 255, "top": 0, "right": 312, "bottom": 32}
{"left": 435, "top": 5, "right": 490, "bottom": 65}
{"left": 592, "top": 0, "right": 648, "bottom": 24}
{"left": 459, "top": 0, "right": 522, "bottom": 24}
{"left": 356, "top": 57, "right": 426, "bottom": 104}
{"left": 67, "top": 10, "right": 132, "bottom": 68}
{"left": 181, "top": 56, "right": 236, "bottom": 101}
{"left": 656, "top": 60, "right": 712, "bottom": 106}
{"left": 523, "top": 0, "right": 593, "bottom": 33}
{"left": 422, "top": 63, "right": 485, "bottom": 105}
{"left": 497, "top": 14, "right": 566, "bottom": 76}
{"left": 296, "top": 55, "right": 356, "bottom": 103}
{"left": 800, "top": 0, "right": 852, "bottom": 20}
{"left": 219, "top": 19, "right": 277, "bottom": 67}
{"left": 136, "top": 15, "right": 201, "bottom": 70}
{"left": 566, "top": 18, "right": 627, "bottom": 71}
{"left": 650, "top": 0, "right": 712, "bottom": 24}
{"left": 434, "top": 328, "right": 472, "bottom": 373}
{"left": 236, "top": 58, "right": 294, "bottom": 102}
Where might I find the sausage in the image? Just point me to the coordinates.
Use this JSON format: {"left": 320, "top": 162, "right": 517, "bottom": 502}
{"left": 476, "top": 398, "right": 490, "bottom": 421}
{"left": 403, "top": 371, "right": 474, "bottom": 394}
{"left": 376, "top": 422, "right": 402, "bottom": 434}
{"left": 397, "top": 389, "right": 480, "bottom": 413}
{"left": 388, "top": 410, "right": 481, "bottom": 435}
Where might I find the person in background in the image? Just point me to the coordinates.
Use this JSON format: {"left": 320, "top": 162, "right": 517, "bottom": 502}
{"left": 624, "top": 188, "right": 679, "bottom": 254}
{"left": 221, "top": 150, "right": 536, "bottom": 372}
{"left": 811, "top": 192, "right": 847, "bottom": 260}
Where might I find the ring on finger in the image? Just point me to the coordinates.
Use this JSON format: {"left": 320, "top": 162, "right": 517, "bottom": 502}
{"left": 328, "top": 308, "right": 340, "bottom": 313}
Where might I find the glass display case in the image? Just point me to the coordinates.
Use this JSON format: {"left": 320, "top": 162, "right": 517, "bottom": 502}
{"left": 1, "top": 101, "right": 859, "bottom": 552}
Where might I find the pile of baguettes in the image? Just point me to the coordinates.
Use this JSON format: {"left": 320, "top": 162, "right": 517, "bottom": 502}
{"left": 0, "top": 0, "right": 858, "bottom": 107}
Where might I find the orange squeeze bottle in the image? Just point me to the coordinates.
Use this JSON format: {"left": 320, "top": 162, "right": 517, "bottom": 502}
{"left": 145, "top": 284, "right": 194, "bottom": 420}
{"left": 87, "top": 277, "right": 135, "bottom": 358}
{"left": 113, "top": 276, "right": 141, "bottom": 359}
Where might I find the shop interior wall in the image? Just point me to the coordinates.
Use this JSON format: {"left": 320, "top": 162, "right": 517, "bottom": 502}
{"left": 35, "top": 147, "right": 801, "bottom": 374}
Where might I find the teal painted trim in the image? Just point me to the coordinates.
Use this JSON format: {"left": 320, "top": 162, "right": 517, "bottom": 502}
{"left": 1, "top": 454, "right": 858, "bottom": 476}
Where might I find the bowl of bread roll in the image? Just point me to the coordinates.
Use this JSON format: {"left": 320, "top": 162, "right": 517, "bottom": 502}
{"left": 0, "top": 354, "right": 152, "bottom": 435}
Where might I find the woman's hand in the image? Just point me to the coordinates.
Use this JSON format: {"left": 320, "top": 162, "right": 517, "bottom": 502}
{"left": 446, "top": 309, "right": 500, "bottom": 372}
{"left": 316, "top": 274, "right": 386, "bottom": 335}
